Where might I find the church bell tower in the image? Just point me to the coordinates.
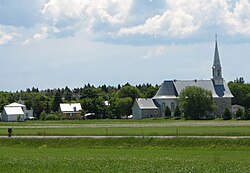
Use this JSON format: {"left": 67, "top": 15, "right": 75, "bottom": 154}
{"left": 212, "top": 35, "right": 224, "bottom": 85}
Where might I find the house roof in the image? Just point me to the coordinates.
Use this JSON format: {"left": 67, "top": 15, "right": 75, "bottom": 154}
{"left": 153, "top": 79, "right": 233, "bottom": 99}
{"left": 4, "top": 107, "right": 24, "bottom": 115}
{"left": 135, "top": 98, "right": 160, "bottom": 109}
{"left": 6, "top": 102, "right": 25, "bottom": 107}
{"left": 60, "top": 103, "right": 82, "bottom": 112}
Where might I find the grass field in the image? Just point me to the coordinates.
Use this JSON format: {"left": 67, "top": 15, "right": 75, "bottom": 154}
{"left": 0, "top": 138, "right": 250, "bottom": 173}
{"left": 1, "top": 119, "right": 250, "bottom": 136}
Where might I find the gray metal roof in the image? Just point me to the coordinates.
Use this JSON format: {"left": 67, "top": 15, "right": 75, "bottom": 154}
{"left": 136, "top": 98, "right": 159, "bottom": 109}
{"left": 153, "top": 81, "right": 177, "bottom": 99}
{"left": 153, "top": 79, "right": 233, "bottom": 99}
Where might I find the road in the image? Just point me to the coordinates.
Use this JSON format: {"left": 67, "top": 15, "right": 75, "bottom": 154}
{"left": 1, "top": 135, "right": 250, "bottom": 139}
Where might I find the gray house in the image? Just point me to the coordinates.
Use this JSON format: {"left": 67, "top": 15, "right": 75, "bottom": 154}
{"left": 132, "top": 39, "right": 233, "bottom": 119}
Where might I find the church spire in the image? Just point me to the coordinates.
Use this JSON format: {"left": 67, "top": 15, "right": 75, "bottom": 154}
{"left": 213, "top": 34, "right": 221, "bottom": 68}
{"left": 212, "top": 34, "right": 223, "bottom": 85}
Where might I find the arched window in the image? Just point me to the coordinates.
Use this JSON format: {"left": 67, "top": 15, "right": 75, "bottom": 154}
{"left": 222, "top": 102, "right": 226, "bottom": 111}
{"left": 171, "top": 103, "right": 175, "bottom": 112}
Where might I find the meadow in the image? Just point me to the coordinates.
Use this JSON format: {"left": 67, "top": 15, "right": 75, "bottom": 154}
{"left": 0, "top": 138, "right": 250, "bottom": 173}
{"left": 1, "top": 119, "right": 250, "bottom": 172}
{"left": 1, "top": 119, "right": 250, "bottom": 136}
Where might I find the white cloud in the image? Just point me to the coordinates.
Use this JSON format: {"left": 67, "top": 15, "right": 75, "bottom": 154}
{"left": 224, "top": 0, "right": 250, "bottom": 35}
{"left": 1, "top": 0, "right": 250, "bottom": 45}
{"left": 0, "top": 26, "right": 16, "bottom": 45}
{"left": 41, "top": 0, "right": 132, "bottom": 33}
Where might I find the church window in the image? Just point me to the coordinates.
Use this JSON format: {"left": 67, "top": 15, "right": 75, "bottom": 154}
{"left": 222, "top": 102, "right": 226, "bottom": 111}
{"left": 217, "top": 69, "right": 221, "bottom": 77}
{"left": 171, "top": 103, "right": 175, "bottom": 112}
{"left": 144, "top": 110, "right": 147, "bottom": 115}
{"left": 162, "top": 103, "right": 165, "bottom": 110}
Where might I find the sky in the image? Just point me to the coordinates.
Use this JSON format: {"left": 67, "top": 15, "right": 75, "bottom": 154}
{"left": 0, "top": 0, "right": 250, "bottom": 91}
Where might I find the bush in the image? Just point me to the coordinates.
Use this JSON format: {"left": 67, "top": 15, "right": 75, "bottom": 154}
{"left": 165, "top": 106, "right": 171, "bottom": 118}
{"left": 40, "top": 111, "right": 60, "bottom": 120}
{"left": 222, "top": 108, "right": 232, "bottom": 120}
{"left": 173, "top": 106, "right": 181, "bottom": 118}
{"left": 235, "top": 108, "right": 243, "bottom": 120}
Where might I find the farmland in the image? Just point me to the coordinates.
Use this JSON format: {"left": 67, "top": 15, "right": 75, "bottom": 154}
{"left": 1, "top": 119, "right": 250, "bottom": 172}
{"left": 1, "top": 119, "right": 250, "bottom": 137}
{"left": 0, "top": 138, "right": 250, "bottom": 173}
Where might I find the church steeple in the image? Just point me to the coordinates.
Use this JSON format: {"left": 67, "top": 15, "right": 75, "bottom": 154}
{"left": 212, "top": 35, "right": 223, "bottom": 85}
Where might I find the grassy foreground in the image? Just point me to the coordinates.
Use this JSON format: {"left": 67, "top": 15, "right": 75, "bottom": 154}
{"left": 1, "top": 138, "right": 250, "bottom": 173}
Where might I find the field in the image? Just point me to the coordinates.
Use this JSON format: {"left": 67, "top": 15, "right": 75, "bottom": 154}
{"left": 1, "top": 119, "right": 250, "bottom": 136}
{"left": 1, "top": 119, "right": 250, "bottom": 172}
{"left": 0, "top": 138, "right": 250, "bottom": 173}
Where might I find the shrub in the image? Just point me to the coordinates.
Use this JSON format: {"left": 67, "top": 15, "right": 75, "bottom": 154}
{"left": 165, "top": 106, "right": 171, "bottom": 118}
{"left": 222, "top": 108, "right": 232, "bottom": 120}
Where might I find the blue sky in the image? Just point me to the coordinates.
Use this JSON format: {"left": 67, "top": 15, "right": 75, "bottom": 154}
{"left": 0, "top": 0, "right": 250, "bottom": 91}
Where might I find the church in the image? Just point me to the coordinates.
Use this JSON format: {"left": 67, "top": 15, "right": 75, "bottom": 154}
{"left": 132, "top": 39, "right": 234, "bottom": 119}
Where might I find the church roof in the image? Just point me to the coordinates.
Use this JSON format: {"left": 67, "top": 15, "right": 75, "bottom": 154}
{"left": 153, "top": 79, "right": 233, "bottom": 99}
{"left": 135, "top": 98, "right": 160, "bottom": 109}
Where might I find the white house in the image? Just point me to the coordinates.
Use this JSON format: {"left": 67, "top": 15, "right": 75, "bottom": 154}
{"left": 2, "top": 103, "right": 25, "bottom": 122}
{"left": 1, "top": 102, "right": 34, "bottom": 122}
{"left": 60, "top": 103, "right": 82, "bottom": 119}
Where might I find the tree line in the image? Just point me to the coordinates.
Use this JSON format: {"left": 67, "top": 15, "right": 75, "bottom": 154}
{"left": 0, "top": 83, "right": 159, "bottom": 119}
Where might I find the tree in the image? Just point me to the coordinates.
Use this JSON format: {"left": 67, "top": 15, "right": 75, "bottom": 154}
{"left": 164, "top": 106, "right": 171, "bottom": 118}
{"left": 173, "top": 106, "right": 182, "bottom": 118}
{"left": 222, "top": 108, "right": 232, "bottom": 120}
{"left": 243, "top": 109, "right": 250, "bottom": 120}
{"left": 52, "top": 91, "right": 62, "bottom": 112}
{"left": 235, "top": 108, "right": 243, "bottom": 120}
{"left": 178, "top": 86, "right": 217, "bottom": 120}
{"left": 118, "top": 86, "right": 140, "bottom": 101}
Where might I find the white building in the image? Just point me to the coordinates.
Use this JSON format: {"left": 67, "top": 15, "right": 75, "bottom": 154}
{"left": 1, "top": 102, "right": 34, "bottom": 122}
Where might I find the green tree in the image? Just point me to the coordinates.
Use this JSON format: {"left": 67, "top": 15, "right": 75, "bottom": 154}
{"left": 243, "top": 109, "right": 250, "bottom": 120}
{"left": 52, "top": 91, "right": 62, "bottom": 112}
{"left": 235, "top": 108, "right": 243, "bottom": 120}
{"left": 118, "top": 86, "right": 140, "bottom": 101}
{"left": 173, "top": 106, "right": 182, "bottom": 118}
{"left": 222, "top": 108, "right": 232, "bottom": 120}
{"left": 178, "top": 86, "right": 217, "bottom": 120}
{"left": 164, "top": 106, "right": 171, "bottom": 118}
{"left": 109, "top": 97, "right": 133, "bottom": 119}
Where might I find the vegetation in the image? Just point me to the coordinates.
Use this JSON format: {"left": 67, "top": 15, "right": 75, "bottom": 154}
{"left": 0, "top": 138, "right": 250, "bottom": 172}
{"left": 222, "top": 108, "right": 232, "bottom": 120}
{"left": 2, "top": 120, "right": 250, "bottom": 136}
{"left": 178, "top": 86, "right": 217, "bottom": 120}
{"left": 0, "top": 83, "right": 159, "bottom": 119}
{"left": 1, "top": 77, "right": 250, "bottom": 121}
{"left": 164, "top": 106, "right": 171, "bottom": 118}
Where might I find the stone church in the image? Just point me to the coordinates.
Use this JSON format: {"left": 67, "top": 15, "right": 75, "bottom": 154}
{"left": 132, "top": 39, "right": 233, "bottom": 119}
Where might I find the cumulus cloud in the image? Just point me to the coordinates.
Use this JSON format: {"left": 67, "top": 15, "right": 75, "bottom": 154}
{"left": 41, "top": 0, "right": 132, "bottom": 34}
{"left": 1, "top": 0, "right": 250, "bottom": 45}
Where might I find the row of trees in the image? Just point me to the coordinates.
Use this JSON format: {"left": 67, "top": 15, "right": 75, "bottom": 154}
{"left": 0, "top": 83, "right": 159, "bottom": 119}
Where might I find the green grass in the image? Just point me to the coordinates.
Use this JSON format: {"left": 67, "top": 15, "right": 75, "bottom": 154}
{"left": 1, "top": 126, "right": 250, "bottom": 136}
{"left": 0, "top": 138, "right": 250, "bottom": 173}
